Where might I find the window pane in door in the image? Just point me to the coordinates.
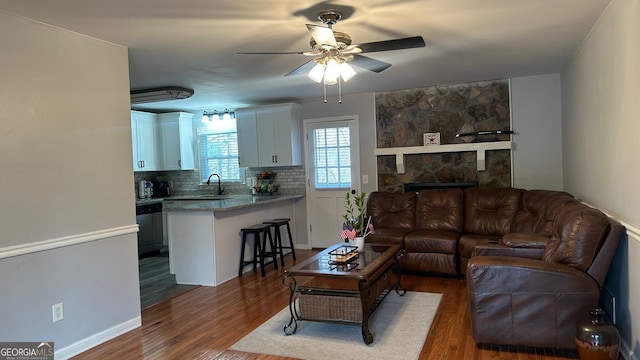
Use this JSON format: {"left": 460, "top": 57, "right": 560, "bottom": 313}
{"left": 313, "top": 126, "right": 351, "bottom": 189}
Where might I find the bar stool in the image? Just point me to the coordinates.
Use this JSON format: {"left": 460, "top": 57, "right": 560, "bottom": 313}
{"left": 263, "top": 218, "right": 296, "bottom": 266}
{"left": 239, "top": 223, "right": 278, "bottom": 277}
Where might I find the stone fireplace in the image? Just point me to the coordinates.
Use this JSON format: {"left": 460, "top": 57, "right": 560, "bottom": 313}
{"left": 375, "top": 79, "right": 511, "bottom": 193}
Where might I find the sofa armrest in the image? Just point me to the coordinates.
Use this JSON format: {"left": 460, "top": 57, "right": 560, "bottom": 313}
{"left": 473, "top": 244, "right": 544, "bottom": 259}
{"left": 467, "top": 256, "right": 597, "bottom": 292}
{"left": 502, "top": 233, "right": 550, "bottom": 248}
{"left": 466, "top": 256, "right": 600, "bottom": 349}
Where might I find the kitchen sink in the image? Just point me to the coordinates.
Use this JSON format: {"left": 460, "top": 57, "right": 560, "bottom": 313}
{"left": 169, "top": 195, "right": 232, "bottom": 201}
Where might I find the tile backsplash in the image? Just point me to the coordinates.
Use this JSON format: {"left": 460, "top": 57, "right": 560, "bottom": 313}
{"left": 134, "top": 166, "right": 306, "bottom": 198}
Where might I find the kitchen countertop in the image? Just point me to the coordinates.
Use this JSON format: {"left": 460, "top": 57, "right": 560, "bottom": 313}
{"left": 160, "top": 194, "right": 304, "bottom": 212}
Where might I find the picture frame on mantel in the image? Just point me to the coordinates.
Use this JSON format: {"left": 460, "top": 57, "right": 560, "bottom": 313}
{"left": 423, "top": 132, "right": 441, "bottom": 146}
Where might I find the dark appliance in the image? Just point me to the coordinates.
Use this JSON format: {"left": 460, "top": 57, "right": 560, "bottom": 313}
{"left": 152, "top": 181, "right": 171, "bottom": 197}
{"left": 136, "top": 202, "right": 163, "bottom": 256}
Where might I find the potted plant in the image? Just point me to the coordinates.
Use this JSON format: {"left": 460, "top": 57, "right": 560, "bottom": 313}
{"left": 340, "top": 191, "right": 374, "bottom": 249}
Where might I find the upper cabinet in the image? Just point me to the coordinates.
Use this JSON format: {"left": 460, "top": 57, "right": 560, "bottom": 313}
{"left": 236, "top": 111, "right": 260, "bottom": 168}
{"left": 157, "top": 112, "right": 195, "bottom": 170}
{"left": 131, "top": 110, "right": 196, "bottom": 172}
{"left": 131, "top": 110, "right": 159, "bottom": 172}
{"left": 237, "top": 103, "right": 302, "bottom": 168}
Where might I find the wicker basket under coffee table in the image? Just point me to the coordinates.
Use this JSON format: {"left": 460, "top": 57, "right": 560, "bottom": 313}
{"left": 283, "top": 243, "right": 405, "bottom": 344}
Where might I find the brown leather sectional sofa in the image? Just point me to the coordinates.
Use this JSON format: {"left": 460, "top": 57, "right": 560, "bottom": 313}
{"left": 366, "top": 187, "right": 624, "bottom": 349}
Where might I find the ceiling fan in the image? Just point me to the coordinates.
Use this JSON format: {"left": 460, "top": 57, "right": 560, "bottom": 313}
{"left": 237, "top": 9, "right": 426, "bottom": 82}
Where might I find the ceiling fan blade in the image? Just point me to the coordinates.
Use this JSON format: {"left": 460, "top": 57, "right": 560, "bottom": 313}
{"left": 357, "top": 36, "right": 425, "bottom": 53}
{"left": 285, "top": 60, "right": 317, "bottom": 77}
{"left": 306, "top": 24, "right": 337, "bottom": 48}
{"left": 237, "top": 51, "right": 305, "bottom": 55}
{"left": 350, "top": 55, "right": 392, "bottom": 73}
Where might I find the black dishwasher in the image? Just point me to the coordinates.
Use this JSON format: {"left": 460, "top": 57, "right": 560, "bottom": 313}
{"left": 136, "top": 202, "right": 163, "bottom": 256}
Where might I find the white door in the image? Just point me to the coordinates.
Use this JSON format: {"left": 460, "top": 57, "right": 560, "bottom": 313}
{"left": 304, "top": 116, "right": 360, "bottom": 249}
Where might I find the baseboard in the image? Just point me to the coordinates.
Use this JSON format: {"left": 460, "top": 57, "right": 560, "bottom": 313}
{"left": 55, "top": 316, "right": 141, "bottom": 360}
{"left": 621, "top": 339, "right": 637, "bottom": 360}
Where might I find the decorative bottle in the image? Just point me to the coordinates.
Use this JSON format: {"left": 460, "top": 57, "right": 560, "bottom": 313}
{"left": 575, "top": 308, "right": 620, "bottom": 360}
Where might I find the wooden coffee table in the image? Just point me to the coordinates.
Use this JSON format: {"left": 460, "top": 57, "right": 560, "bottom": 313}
{"left": 283, "top": 243, "right": 405, "bottom": 344}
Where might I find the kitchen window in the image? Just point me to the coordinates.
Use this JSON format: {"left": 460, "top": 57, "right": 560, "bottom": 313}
{"left": 198, "top": 118, "right": 243, "bottom": 182}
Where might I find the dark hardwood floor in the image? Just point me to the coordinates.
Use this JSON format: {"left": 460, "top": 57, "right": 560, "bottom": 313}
{"left": 76, "top": 249, "right": 584, "bottom": 360}
{"left": 138, "top": 252, "right": 197, "bottom": 309}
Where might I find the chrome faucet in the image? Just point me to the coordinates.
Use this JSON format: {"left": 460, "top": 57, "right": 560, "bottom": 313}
{"left": 206, "top": 173, "right": 225, "bottom": 195}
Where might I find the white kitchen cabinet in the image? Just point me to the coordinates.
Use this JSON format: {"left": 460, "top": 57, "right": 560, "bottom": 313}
{"left": 157, "top": 112, "right": 195, "bottom": 170}
{"left": 236, "top": 110, "right": 260, "bottom": 168}
{"left": 131, "top": 110, "right": 159, "bottom": 171}
{"left": 237, "top": 103, "right": 301, "bottom": 167}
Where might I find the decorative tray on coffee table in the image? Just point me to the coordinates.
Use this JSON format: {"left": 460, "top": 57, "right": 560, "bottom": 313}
{"left": 328, "top": 245, "right": 359, "bottom": 265}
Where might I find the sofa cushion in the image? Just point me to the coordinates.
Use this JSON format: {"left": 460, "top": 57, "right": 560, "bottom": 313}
{"left": 464, "top": 187, "right": 523, "bottom": 235}
{"left": 415, "top": 188, "right": 463, "bottom": 232}
{"left": 404, "top": 230, "right": 458, "bottom": 253}
{"left": 365, "top": 228, "right": 411, "bottom": 247}
{"left": 511, "top": 190, "right": 576, "bottom": 234}
{"left": 542, "top": 203, "right": 610, "bottom": 271}
{"left": 366, "top": 191, "right": 416, "bottom": 230}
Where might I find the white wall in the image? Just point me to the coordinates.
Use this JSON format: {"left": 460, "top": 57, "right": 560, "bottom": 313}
{"left": 510, "top": 74, "right": 564, "bottom": 190}
{"left": 0, "top": 10, "right": 140, "bottom": 358}
{"left": 561, "top": 0, "right": 640, "bottom": 358}
{"left": 301, "top": 93, "right": 377, "bottom": 194}
{"left": 298, "top": 94, "right": 376, "bottom": 248}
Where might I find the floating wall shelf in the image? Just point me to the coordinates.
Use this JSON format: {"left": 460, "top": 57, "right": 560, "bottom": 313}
{"left": 374, "top": 141, "right": 512, "bottom": 174}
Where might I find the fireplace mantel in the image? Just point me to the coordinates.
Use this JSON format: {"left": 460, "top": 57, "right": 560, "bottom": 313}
{"left": 374, "top": 141, "right": 512, "bottom": 174}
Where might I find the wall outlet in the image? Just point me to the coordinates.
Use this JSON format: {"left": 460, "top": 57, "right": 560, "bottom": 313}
{"left": 52, "top": 302, "right": 64, "bottom": 323}
{"left": 362, "top": 175, "right": 369, "bottom": 184}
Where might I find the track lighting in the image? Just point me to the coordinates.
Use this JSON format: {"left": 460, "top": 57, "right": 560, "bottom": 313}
{"left": 202, "top": 109, "right": 235, "bottom": 122}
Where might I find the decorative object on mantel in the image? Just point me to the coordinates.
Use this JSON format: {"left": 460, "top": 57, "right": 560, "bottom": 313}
{"left": 455, "top": 129, "right": 515, "bottom": 142}
{"left": 575, "top": 308, "right": 620, "bottom": 360}
{"left": 423, "top": 132, "right": 441, "bottom": 145}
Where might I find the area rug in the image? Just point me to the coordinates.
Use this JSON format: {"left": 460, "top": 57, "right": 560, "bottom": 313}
{"left": 230, "top": 291, "right": 442, "bottom": 360}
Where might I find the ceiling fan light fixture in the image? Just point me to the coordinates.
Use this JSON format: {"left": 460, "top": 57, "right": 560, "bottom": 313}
{"left": 308, "top": 62, "right": 325, "bottom": 83}
{"left": 339, "top": 62, "right": 356, "bottom": 82}
{"left": 323, "top": 58, "right": 340, "bottom": 85}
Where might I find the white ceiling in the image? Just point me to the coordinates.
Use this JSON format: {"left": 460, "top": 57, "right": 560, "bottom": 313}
{"left": 0, "top": 0, "right": 610, "bottom": 112}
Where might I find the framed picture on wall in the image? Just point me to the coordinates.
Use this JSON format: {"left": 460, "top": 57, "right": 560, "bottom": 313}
{"left": 423, "top": 132, "right": 440, "bottom": 145}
